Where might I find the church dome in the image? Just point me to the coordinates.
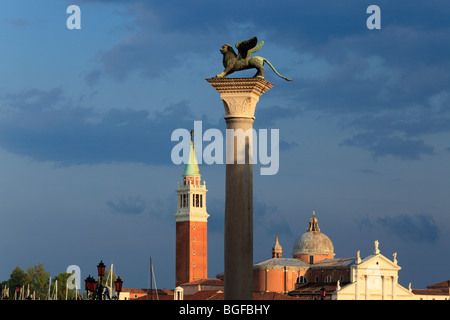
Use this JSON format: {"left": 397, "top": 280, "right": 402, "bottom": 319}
{"left": 292, "top": 231, "right": 334, "bottom": 256}
{"left": 292, "top": 211, "right": 334, "bottom": 259}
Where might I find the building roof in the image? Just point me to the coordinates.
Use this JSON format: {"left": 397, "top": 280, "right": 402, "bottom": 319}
{"left": 129, "top": 288, "right": 303, "bottom": 300}
{"left": 312, "top": 257, "right": 356, "bottom": 268}
{"left": 123, "top": 288, "right": 175, "bottom": 300}
{"left": 427, "top": 280, "right": 450, "bottom": 289}
{"left": 289, "top": 282, "right": 349, "bottom": 297}
{"left": 183, "top": 131, "right": 200, "bottom": 177}
{"left": 184, "top": 290, "right": 224, "bottom": 300}
{"left": 179, "top": 278, "right": 224, "bottom": 287}
{"left": 411, "top": 288, "right": 450, "bottom": 296}
{"left": 411, "top": 280, "right": 450, "bottom": 296}
{"left": 121, "top": 288, "right": 172, "bottom": 295}
{"left": 252, "top": 292, "right": 306, "bottom": 300}
{"left": 185, "top": 291, "right": 306, "bottom": 300}
{"left": 253, "top": 258, "right": 310, "bottom": 269}
{"left": 134, "top": 293, "right": 174, "bottom": 300}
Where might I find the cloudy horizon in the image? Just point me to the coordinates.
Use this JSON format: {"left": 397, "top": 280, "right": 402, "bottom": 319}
{"left": 0, "top": 0, "right": 449, "bottom": 291}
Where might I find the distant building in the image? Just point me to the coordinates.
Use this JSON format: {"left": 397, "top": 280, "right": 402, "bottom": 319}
{"left": 174, "top": 132, "right": 210, "bottom": 287}
{"left": 120, "top": 135, "right": 449, "bottom": 301}
{"left": 412, "top": 280, "right": 450, "bottom": 300}
{"left": 253, "top": 212, "right": 450, "bottom": 300}
{"left": 120, "top": 288, "right": 174, "bottom": 300}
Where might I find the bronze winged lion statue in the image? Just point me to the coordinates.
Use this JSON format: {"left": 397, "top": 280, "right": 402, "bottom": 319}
{"left": 215, "top": 36, "right": 292, "bottom": 81}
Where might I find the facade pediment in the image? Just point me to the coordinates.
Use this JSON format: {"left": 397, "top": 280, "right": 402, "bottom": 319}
{"left": 358, "top": 254, "right": 401, "bottom": 271}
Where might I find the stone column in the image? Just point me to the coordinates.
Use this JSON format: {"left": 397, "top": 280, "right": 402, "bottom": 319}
{"left": 206, "top": 78, "right": 273, "bottom": 300}
{"left": 392, "top": 276, "right": 396, "bottom": 300}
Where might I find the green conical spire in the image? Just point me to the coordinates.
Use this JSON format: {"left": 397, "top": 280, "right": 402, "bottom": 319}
{"left": 183, "top": 130, "right": 201, "bottom": 177}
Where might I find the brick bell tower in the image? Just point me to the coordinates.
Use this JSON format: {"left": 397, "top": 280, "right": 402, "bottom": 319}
{"left": 174, "top": 131, "right": 209, "bottom": 287}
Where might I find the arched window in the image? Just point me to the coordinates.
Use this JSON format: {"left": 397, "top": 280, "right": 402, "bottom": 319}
{"left": 296, "top": 276, "right": 307, "bottom": 284}
{"left": 325, "top": 275, "right": 332, "bottom": 282}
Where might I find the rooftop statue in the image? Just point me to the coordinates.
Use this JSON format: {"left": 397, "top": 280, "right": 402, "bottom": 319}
{"left": 215, "top": 36, "right": 292, "bottom": 81}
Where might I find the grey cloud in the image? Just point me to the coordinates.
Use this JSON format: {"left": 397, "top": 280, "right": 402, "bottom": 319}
{"left": 17, "top": 1, "right": 450, "bottom": 165}
{"left": 107, "top": 196, "right": 146, "bottom": 215}
{"left": 377, "top": 214, "right": 440, "bottom": 244}
{"left": 205, "top": 198, "right": 225, "bottom": 233}
{"left": 358, "top": 214, "right": 440, "bottom": 244}
{"left": 3, "top": 18, "right": 29, "bottom": 28}
{"left": 205, "top": 197, "right": 292, "bottom": 237}
{"left": 254, "top": 200, "right": 292, "bottom": 238}
{"left": 358, "top": 216, "right": 374, "bottom": 231}
{"left": 84, "top": 69, "right": 102, "bottom": 87}
{"left": 0, "top": 88, "right": 214, "bottom": 166}
{"left": 274, "top": 7, "right": 450, "bottom": 162}
{"left": 279, "top": 141, "right": 298, "bottom": 151}
{"left": 148, "top": 195, "right": 175, "bottom": 220}
{"left": 341, "top": 133, "right": 434, "bottom": 160}
{"left": 254, "top": 106, "right": 300, "bottom": 128}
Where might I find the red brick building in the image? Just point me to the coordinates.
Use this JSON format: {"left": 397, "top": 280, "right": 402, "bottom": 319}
{"left": 253, "top": 211, "right": 352, "bottom": 295}
{"left": 174, "top": 133, "right": 209, "bottom": 287}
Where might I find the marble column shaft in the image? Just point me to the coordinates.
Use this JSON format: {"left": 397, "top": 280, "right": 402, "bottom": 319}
{"left": 207, "top": 78, "right": 273, "bottom": 300}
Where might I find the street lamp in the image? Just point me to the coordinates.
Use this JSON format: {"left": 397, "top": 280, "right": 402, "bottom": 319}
{"left": 97, "top": 260, "right": 106, "bottom": 278}
{"left": 84, "top": 275, "right": 95, "bottom": 293}
{"left": 320, "top": 286, "right": 326, "bottom": 300}
{"left": 15, "top": 284, "right": 21, "bottom": 300}
{"left": 84, "top": 261, "right": 123, "bottom": 300}
{"left": 114, "top": 276, "right": 123, "bottom": 299}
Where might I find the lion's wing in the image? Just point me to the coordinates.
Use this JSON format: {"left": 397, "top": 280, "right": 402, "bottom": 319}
{"left": 236, "top": 37, "right": 258, "bottom": 60}
{"left": 248, "top": 41, "right": 264, "bottom": 56}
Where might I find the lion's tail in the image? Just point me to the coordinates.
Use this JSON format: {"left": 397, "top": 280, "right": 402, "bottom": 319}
{"left": 263, "top": 58, "right": 293, "bottom": 81}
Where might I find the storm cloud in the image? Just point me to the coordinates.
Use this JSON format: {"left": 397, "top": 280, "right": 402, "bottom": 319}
{"left": 360, "top": 214, "right": 440, "bottom": 244}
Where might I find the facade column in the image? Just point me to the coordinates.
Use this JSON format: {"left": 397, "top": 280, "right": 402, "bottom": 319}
{"left": 392, "top": 276, "right": 396, "bottom": 300}
{"left": 207, "top": 78, "right": 273, "bottom": 300}
{"left": 365, "top": 275, "right": 369, "bottom": 300}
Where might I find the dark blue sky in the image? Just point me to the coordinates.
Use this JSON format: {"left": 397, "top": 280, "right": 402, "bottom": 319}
{"left": 0, "top": 0, "right": 449, "bottom": 291}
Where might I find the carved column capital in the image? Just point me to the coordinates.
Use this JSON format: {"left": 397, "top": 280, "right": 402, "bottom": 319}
{"left": 206, "top": 78, "right": 273, "bottom": 119}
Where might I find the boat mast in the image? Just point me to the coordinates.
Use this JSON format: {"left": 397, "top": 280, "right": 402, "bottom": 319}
{"left": 150, "top": 257, "right": 153, "bottom": 300}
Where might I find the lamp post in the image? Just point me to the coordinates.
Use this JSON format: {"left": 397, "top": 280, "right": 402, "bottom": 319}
{"left": 15, "top": 284, "right": 21, "bottom": 300}
{"left": 84, "top": 260, "right": 123, "bottom": 300}
{"left": 320, "top": 286, "right": 326, "bottom": 300}
{"left": 97, "top": 260, "right": 106, "bottom": 279}
{"left": 114, "top": 276, "right": 123, "bottom": 299}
